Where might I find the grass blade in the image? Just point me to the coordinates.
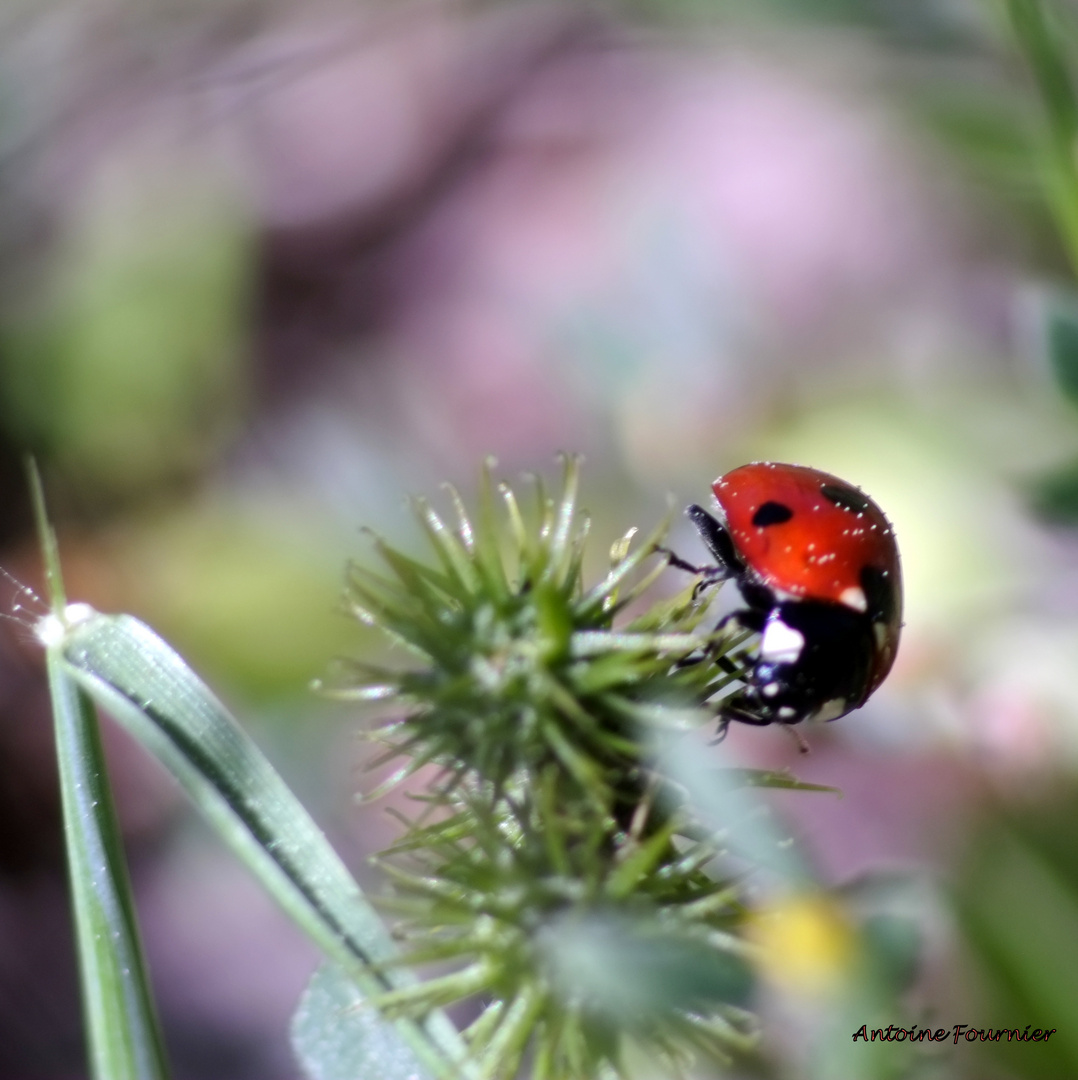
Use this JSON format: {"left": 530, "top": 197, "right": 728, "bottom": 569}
{"left": 45, "top": 652, "right": 171, "bottom": 1080}
{"left": 30, "top": 460, "right": 170, "bottom": 1080}
{"left": 50, "top": 606, "right": 470, "bottom": 1080}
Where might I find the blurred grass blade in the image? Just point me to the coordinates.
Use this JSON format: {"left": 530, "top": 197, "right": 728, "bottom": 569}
{"left": 1029, "top": 294, "right": 1078, "bottom": 519}
{"left": 1045, "top": 294, "right": 1078, "bottom": 407}
{"left": 716, "top": 768, "right": 841, "bottom": 795}
{"left": 52, "top": 607, "right": 470, "bottom": 1080}
{"left": 1007, "top": 0, "right": 1078, "bottom": 270}
{"left": 1007, "top": 0, "right": 1077, "bottom": 148}
{"left": 292, "top": 963, "right": 433, "bottom": 1080}
{"left": 31, "top": 460, "right": 171, "bottom": 1080}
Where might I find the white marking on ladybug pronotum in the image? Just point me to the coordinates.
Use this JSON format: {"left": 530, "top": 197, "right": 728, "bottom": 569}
{"left": 760, "top": 618, "right": 805, "bottom": 664}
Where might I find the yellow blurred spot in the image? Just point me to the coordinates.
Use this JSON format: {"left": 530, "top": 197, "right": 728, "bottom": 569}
{"left": 748, "top": 893, "right": 856, "bottom": 994}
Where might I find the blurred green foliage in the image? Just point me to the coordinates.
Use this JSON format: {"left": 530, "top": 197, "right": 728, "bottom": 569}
{"left": 0, "top": 162, "right": 252, "bottom": 499}
{"left": 122, "top": 502, "right": 360, "bottom": 701}
{"left": 955, "top": 793, "right": 1078, "bottom": 1079}
{"left": 1032, "top": 298, "right": 1078, "bottom": 518}
{"left": 1044, "top": 299, "right": 1078, "bottom": 407}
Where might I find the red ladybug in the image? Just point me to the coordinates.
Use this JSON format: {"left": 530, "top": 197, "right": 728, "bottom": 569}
{"left": 669, "top": 462, "right": 902, "bottom": 732}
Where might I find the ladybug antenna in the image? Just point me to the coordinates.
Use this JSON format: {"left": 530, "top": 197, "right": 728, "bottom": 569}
{"left": 784, "top": 725, "right": 811, "bottom": 755}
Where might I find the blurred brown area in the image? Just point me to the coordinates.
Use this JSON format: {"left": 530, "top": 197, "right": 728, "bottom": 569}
{"left": 0, "top": 0, "right": 1077, "bottom": 1077}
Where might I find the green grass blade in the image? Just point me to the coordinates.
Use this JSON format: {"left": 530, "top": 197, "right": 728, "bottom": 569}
{"left": 45, "top": 652, "right": 172, "bottom": 1080}
{"left": 713, "top": 768, "right": 842, "bottom": 795}
{"left": 30, "top": 460, "right": 170, "bottom": 1080}
{"left": 51, "top": 606, "right": 470, "bottom": 1080}
{"left": 540, "top": 454, "right": 581, "bottom": 585}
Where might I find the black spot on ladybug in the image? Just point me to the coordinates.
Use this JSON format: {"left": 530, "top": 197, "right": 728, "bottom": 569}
{"left": 860, "top": 564, "right": 895, "bottom": 623}
{"left": 820, "top": 483, "right": 872, "bottom": 515}
{"left": 752, "top": 501, "right": 794, "bottom": 527}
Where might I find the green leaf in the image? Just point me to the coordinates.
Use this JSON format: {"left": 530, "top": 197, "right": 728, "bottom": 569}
{"left": 291, "top": 963, "right": 433, "bottom": 1080}
{"left": 49, "top": 605, "right": 470, "bottom": 1080}
{"left": 31, "top": 462, "right": 170, "bottom": 1080}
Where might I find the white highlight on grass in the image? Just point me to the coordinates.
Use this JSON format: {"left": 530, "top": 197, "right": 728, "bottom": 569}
{"left": 35, "top": 603, "right": 97, "bottom": 648}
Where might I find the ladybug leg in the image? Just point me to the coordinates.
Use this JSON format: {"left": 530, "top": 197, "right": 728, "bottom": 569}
{"left": 718, "top": 693, "right": 773, "bottom": 727}
{"left": 712, "top": 608, "right": 765, "bottom": 674}
{"left": 655, "top": 544, "right": 728, "bottom": 602}
{"left": 674, "top": 606, "right": 762, "bottom": 672}
{"left": 714, "top": 652, "right": 740, "bottom": 676}
{"left": 710, "top": 709, "right": 810, "bottom": 750}
{"left": 686, "top": 505, "right": 745, "bottom": 575}
{"left": 708, "top": 717, "right": 731, "bottom": 745}
{"left": 716, "top": 648, "right": 812, "bottom": 752}
{"left": 715, "top": 608, "right": 766, "bottom": 635}
{"left": 657, "top": 547, "right": 715, "bottom": 577}
{"left": 708, "top": 692, "right": 772, "bottom": 743}
{"left": 656, "top": 504, "right": 745, "bottom": 598}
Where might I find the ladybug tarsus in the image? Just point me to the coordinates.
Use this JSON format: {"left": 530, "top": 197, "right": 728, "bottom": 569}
{"left": 654, "top": 545, "right": 709, "bottom": 577}
{"left": 655, "top": 541, "right": 729, "bottom": 600}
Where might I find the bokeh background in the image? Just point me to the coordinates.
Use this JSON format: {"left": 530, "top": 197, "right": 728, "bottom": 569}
{"left": 3, "top": 1, "right": 1078, "bottom": 1077}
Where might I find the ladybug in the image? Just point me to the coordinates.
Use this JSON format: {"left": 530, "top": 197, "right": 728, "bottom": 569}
{"left": 668, "top": 462, "right": 902, "bottom": 733}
